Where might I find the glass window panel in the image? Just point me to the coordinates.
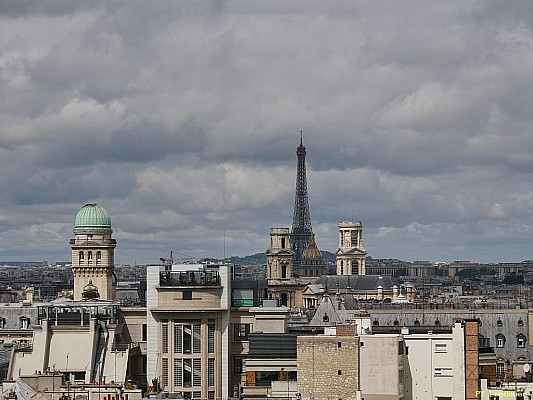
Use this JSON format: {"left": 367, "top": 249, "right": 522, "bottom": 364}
{"left": 174, "top": 359, "right": 183, "bottom": 387}
{"left": 162, "top": 358, "right": 169, "bottom": 388}
{"left": 193, "top": 359, "right": 201, "bottom": 386}
{"left": 162, "top": 324, "right": 168, "bottom": 354}
{"left": 183, "top": 325, "right": 192, "bottom": 354}
{"left": 193, "top": 325, "right": 201, "bottom": 353}
{"left": 174, "top": 324, "right": 183, "bottom": 353}
{"left": 208, "top": 358, "right": 215, "bottom": 387}
{"left": 208, "top": 323, "right": 215, "bottom": 353}
{"left": 183, "top": 359, "right": 192, "bottom": 387}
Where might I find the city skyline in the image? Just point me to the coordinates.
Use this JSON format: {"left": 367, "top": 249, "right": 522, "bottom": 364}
{"left": 1, "top": 1, "right": 533, "bottom": 264}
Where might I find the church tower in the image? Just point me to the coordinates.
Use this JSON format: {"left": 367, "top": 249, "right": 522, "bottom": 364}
{"left": 266, "top": 228, "right": 294, "bottom": 280}
{"left": 70, "top": 203, "right": 117, "bottom": 300}
{"left": 335, "top": 221, "right": 366, "bottom": 276}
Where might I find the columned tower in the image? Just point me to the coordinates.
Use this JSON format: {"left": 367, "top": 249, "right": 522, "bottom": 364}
{"left": 290, "top": 133, "right": 312, "bottom": 274}
{"left": 266, "top": 228, "right": 293, "bottom": 280}
{"left": 335, "top": 221, "right": 366, "bottom": 276}
{"left": 70, "top": 203, "right": 117, "bottom": 300}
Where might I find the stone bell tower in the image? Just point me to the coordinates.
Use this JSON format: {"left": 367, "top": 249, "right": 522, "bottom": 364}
{"left": 70, "top": 203, "right": 117, "bottom": 300}
{"left": 335, "top": 221, "right": 366, "bottom": 276}
{"left": 266, "top": 227, "right": 294, "bottom": 280}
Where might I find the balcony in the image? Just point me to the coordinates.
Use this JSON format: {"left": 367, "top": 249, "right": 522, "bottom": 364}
{"left": 159, "top": 270, "right": 220, "bottom": 287}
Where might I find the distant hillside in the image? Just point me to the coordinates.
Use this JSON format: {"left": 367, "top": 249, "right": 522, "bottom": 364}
{"left": 213, "top": 249, "right": 336, "bottom": 266}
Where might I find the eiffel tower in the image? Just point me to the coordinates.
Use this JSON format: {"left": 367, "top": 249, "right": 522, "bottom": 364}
{"left": 290, "top": 132, "right": 312, "bottom": 275}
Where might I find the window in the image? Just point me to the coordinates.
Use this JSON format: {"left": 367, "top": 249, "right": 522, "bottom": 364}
{"left": 208, "top": 358, "right": 215, "bottom": 386}
{"left": 337, "top": 370, "right": 342, "bottom": 375}
{"left": 79, "top": 251, "right": 84, "bottom": 263}
{"left": 0, "top": 318, "right": 6, "bottom": 329}
{"left": 183, "top": 359, "right": 192, "bottom": 387}
{"left": 20, "top": 316, "right": 30, "bottom": 330}
{"left": 398, "top": 342, "right": 404, "bottom": 355}
{"left": 87, "top": 251, "right": 93, "bottom": 263}
{"left": 234, "top": 323, "right": 251, "bottom": 341}
{"left": 518, "top": 318, "right": 524, "bottom": 327}
{"left": 323, "top": 313, "right": 329, "bottom": 323}
{"left": 281, "top": 238, "right": 286, "bottom": 249}
{"left": 496, "top": 334, "right": 506, "bottom": 348}
{"left": 183, "top": 291, "right": 193, "bottom": 300}
{"left": 162, "top": 323, "right": 169, "bottom": 353}
{"left": 414, "top": 319, "right": 420, "bottom": 326}
{"left": 142, "top": 324, "right": 147, "bottom": 341}
{"left": 434, "top": 368, "right": 452, "bottom": 376}
{"left": 234, "top": 356, "right": 246, "bottom": 374}
{"left": 96, "top": 251, "right": 101, "bottom": 263}
{"left": 338, "top": 342, "right": 342, "bottom": 348}
{"left": 497, "top": 319, "right": 503, "bottom": 327}
{"left": 435, "top": 343, "right": 447, "bottom": 353}
{"left": 87, "top": 234, "right": 93, "bottom": 240}
{"left": 192, "top": 359, "right": 201, "bottom": 386}
{"left": 208, "top": 321, "right": 215, "bottom": 353}
{"left": 162, "top": 358, "right": 169, "bottom": 388}
{"left": 496, "top": 362, "right": 505, "bottom": 376}
{"left": 517, "top": 334, "right": 527, "bottom": 348}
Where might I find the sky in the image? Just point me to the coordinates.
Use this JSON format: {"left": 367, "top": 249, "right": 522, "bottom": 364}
{"left": 1, "top": 0, "right": 533, "bottom": 265}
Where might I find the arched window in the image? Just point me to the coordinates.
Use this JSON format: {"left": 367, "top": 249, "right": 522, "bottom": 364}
{"left": 88, "top": 251, "right": 93, "bottom": 263}
{"left": 96, "top": 251, "right": 102, "bottom": 264}
{"left": 79, "top": 251, "right": 84, "bottom": 263}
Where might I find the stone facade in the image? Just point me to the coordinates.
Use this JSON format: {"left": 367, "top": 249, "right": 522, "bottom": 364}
{"left": 71, "top": 231, "right": 116, "bottom": 301}
{"left": 297, "top": 334, "right": 360, "bottom": 400}
{"left": 266, "top": 228, "right": 293, "bottom": 280}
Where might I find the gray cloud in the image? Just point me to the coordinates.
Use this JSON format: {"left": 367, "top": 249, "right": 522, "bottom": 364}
{"left": 1, "top": 1, "right": 533, "bottom": 263}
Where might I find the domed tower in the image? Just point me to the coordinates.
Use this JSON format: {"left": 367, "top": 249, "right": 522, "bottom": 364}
{"left": 299, "top": 232, "right": 327, "bottom": 279}
{"left": 70, "top": 203, "right": 117, "bottom": 301}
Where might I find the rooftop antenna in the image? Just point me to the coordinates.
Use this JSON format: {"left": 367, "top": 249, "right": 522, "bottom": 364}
{"left": 223, "top": 230, "right": 226, "bottom": 260}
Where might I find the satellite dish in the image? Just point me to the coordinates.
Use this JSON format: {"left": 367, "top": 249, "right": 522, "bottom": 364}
{"left": 524, "top": 363, "right": 530, "bottom": 373}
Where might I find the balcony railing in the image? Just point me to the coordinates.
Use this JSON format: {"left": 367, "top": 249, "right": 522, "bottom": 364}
{"left": 159, "top": 270, "right": 220, "bottom": 287}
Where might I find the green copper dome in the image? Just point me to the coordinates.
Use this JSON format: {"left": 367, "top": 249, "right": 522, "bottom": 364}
{"left": 74, "top": 203, "right": 112, "bottom": 233}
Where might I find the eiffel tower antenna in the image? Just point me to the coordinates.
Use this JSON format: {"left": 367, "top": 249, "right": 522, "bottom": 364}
{"left": 290, "top": 131, "right": 312, "bottom": 275}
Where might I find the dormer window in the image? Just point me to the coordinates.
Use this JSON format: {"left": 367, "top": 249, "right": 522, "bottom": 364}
{"left": 517, "top": 334, "right": 527, "bottom": 348}
{"left": 496, "top": 333, "right": 506, "bottom": 348}
{"left": 87, "top": 234, "right": 93, "bottom": 240}
{"left": 20, "top": 316, "right": 30, "bottom": 330}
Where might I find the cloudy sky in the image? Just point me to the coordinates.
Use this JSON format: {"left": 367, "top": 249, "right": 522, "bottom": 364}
{"left": 1, "top": 0, "right": 533, "bottom": 265}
